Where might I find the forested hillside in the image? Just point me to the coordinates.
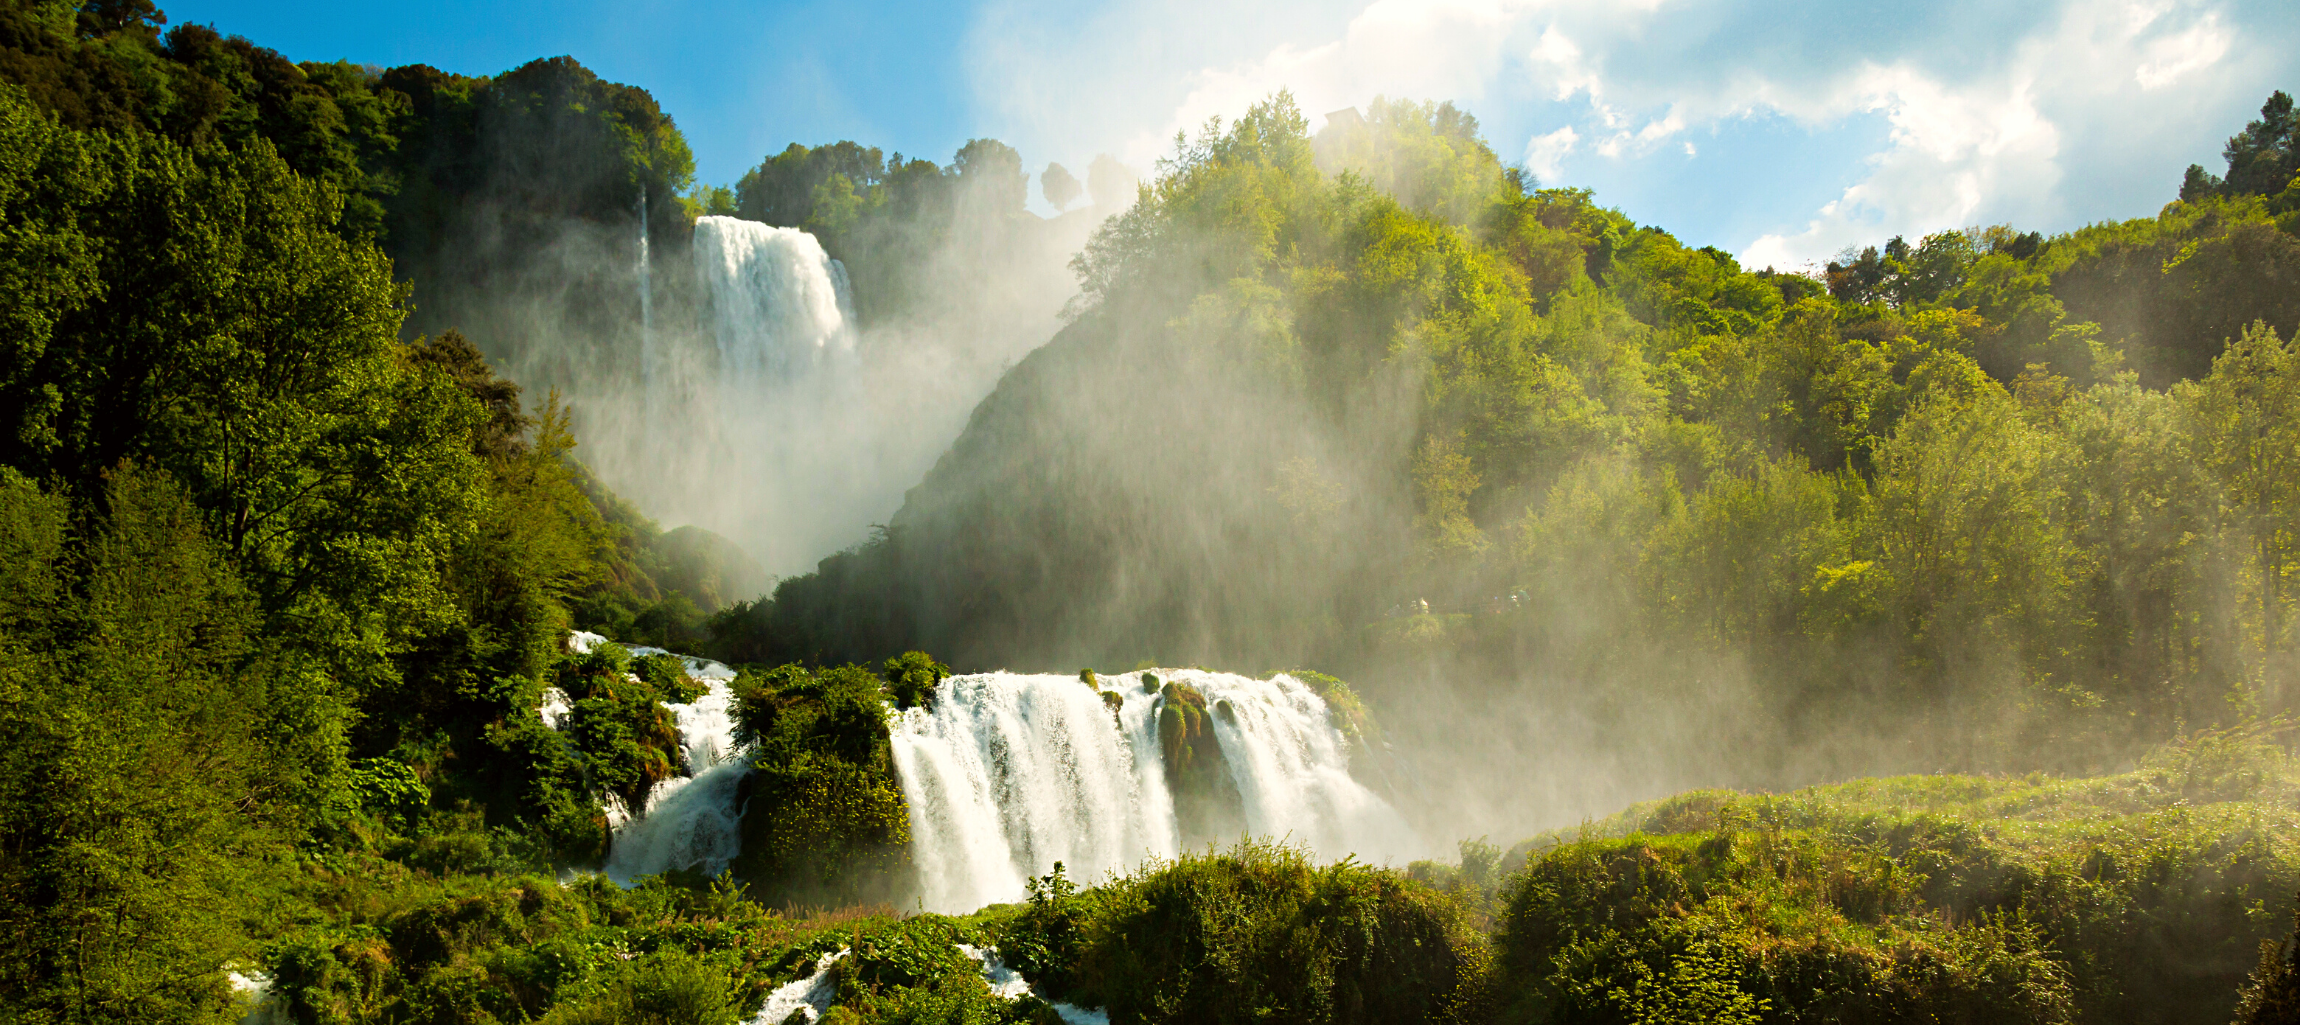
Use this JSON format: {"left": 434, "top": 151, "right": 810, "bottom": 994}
{"left": 6, "top": 0, "right": 2300, "bottom": 1021}
{"left": 0, "top": 5, "right": 1110, "bottom": 1017}
{"left": 726, "top": 91, "right": 2300, "bottom": 796}
{"left": 0, "top": 5, "right": 748, "bottom": 1014}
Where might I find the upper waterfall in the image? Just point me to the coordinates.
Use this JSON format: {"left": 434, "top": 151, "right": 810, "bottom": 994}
{"left": 890, "top": 669, "right": 1421, "bottom": 913}
{"left": 691, "top": 215, "right": 858, "bottom": 388}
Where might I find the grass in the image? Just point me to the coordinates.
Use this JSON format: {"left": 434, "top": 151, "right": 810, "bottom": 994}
{"left": 1479, "top": 723, "right": 2300, "bottom": 1024}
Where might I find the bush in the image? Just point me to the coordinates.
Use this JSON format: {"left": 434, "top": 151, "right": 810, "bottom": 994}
{"left": 1490, "top": 766, "right": 2300, "bottom": 1025}
{"left": 540, "top": 949, "right": 743, "bottom": 1025}
{"left": 1002, "top": 839, "right": 1485, "bottom": 1025}
{"left": 730, "top": 663, "right": 913, "bottom": 906}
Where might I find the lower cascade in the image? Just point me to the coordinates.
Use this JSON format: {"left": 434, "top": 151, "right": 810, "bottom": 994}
{"left": 552, "top": 638, "right": 1419, "bottom": 912}
{"left": 891, "top": 669, "right": 1420, "bottom": 913}
{"left": 563, "top": 631, "right": 750, "bottom": 883}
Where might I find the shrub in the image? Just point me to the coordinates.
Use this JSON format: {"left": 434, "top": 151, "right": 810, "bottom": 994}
{"left": 1003, "top": 839, "right": 1484, "bottom": 1025}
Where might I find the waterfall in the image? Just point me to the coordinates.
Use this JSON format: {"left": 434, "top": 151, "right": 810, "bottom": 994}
{"left": 637, "top": 185, "right": 654, "bottom": 396}
{"left": 544, "top": 638, "right": 1417, "bottom": 910}
{"left": 562, "top": 632, "right": 750, "bottom": 883}
{"left": 691, "top": 215, "right": 858, "bottom": 389}
{"left": 890, "top": 669, "right": 1420, "bottom": 913}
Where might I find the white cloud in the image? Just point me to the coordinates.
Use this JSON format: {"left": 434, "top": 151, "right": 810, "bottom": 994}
{"left": 1741, "top": 62, "right": 2062, "bottom": 265}
{"left": 1526, "top": 125, "right": 1579, "bottom": 178}
{"left": 2135, "top": 13, "right": 2230, "bottom": 89}
{"left": 964, "top": 0, "right": 2297, "bottom": 262}
{"left": 1107, "top": 0, "right": 1527, "bottom": 166}
{"left": 1531, "top": 26, "right": 1603, "bottom": 106}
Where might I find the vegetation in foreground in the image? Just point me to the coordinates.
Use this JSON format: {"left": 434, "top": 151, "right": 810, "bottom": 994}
{"left": 228, "top": 725, "right": 2300, "bottom": 1025}
{"left": 1465, "top": 724, "right": 2300, "bottom": 1025}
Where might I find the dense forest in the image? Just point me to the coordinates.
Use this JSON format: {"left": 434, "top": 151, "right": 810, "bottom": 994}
{"left": 5, "top": 0, "right": 2300, "bottom": 1022}
{"left": 728, "top": 91, "right": 2300, "bottom": 792}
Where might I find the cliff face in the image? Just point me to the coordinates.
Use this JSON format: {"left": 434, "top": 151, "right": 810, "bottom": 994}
{"left": 745, "top": 294, "right": 1420, "bottom": 673}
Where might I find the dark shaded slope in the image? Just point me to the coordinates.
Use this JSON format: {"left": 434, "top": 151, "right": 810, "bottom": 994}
{"left": 717, "top": 298, "right": 1418, "bottom": 671}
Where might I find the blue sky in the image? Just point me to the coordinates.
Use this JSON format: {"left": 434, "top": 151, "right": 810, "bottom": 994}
{"left": 173, "top": 0, "right": 2298, "bottom": 266}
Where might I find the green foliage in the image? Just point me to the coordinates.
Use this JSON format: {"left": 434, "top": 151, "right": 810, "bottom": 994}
{"left": 384, "top": 336, "right": 618, "bottom": 765}
{"left": 380, "top": 53, "right": 696, "bottom": 364}
{"left": 256, "top": 868, "right": 812, "bottom": 1025}
{"left": 552, "top": 642, "right": 697, "bottom": 817}
{"left": 1500, "top": 830, "right": 2074, "bottom": 1024}
{"left": 0, "top": 73, "right": 651, "bottom": 1020}
{"left": 1288, "top": 670, "right": 1380, "bottom": 754}
{"left": 1000, "top": 839, "right": 1485, "bottom": 1025}
{"left": 538, "top": 948, "right": 743, "bottom": 1025}
{"left": 828, "top": 915, "right": 1013, "bottom": 1022}
{"left": 0, "top": 81, "right": 487, "bottom": 694}
{"left": 573, "top": 485, "right": 769, "bottom": 652}
{"left": 2185, "top": 90, "right": 2297, "bottom": 201}
{"left": 725, "top": 132, "right": 1058, "bottom": 325}
{"left": 2233, "top": 899, "right": 2300, "bottom": 1025}
{"left": 1040, "top": 161, "right": 1080, "bottom": 211}
{"left": 999, "top": 863, "right": 1088, "bottom": 995}
{"left": 884, "top": 651, "right": 952, "bottom": 711}
{"left": 735, "top": 85, "right": 2300, "bottom": 787}
{"left": 0, "top": 465, "right": 330, "bottom": 1022}
{"left": 730, "top": 663, "right": 912, "bottom": 906}
{"left": 1314, "top": 97, "right": 1508, "bottom": 226}
{"left": 0, "top": 7, "right": 409, "bottom": 235}
{"left": 4, "top": 18, "right": 2300, "bottom": 1020}
{"left": 1496, "top": 754, "right": 2300, "bottom": 1025}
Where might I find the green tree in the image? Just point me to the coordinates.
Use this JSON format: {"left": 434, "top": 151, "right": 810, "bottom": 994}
{"left": 0, "top": 83, "right": 488, "bottom": 693}
{"left": 1040, "top": 160, "right": 1080, "bottom": 211}
{"left": 951, "top": 136, "right": 1025, "bottom": 214}
{"left": 1860, "top": 380, "right": 2082, "bottom": 753}
{"left": 2180, "top": 322, "right": 2300, "bottom": 710}
{"left": 2221, "top": 91, "right": 2298, "bottom": 198}
{"left": 1086, "top": 152, "right": 1135, "bottom": 208}
{"left": 0, "top": 466, "right": 336, "bottom": 1022}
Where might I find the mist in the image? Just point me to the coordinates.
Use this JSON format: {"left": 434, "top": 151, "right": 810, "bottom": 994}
{"left": 403, "top": 133, "right": 1119, "bottom": 580}
{"left": 689, "top": 91, "right": 2300, "bottom": 861}
{"left": 394, "top": 70, "right": 2299, "bottom": 861}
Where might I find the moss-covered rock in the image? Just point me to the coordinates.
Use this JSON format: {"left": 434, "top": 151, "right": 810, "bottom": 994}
{"left": 1155, "top": 679, "right": 1245, "bottom": 846}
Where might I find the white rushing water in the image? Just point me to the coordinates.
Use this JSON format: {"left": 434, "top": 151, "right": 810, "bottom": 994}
{"left": 891, "top": 669, "right": 1420, "bottom": 913}
{"left": 748, "top": 946, "right": 1106, "bottom": 1025}
{"left": 230, "top": 968, "right": 283, "bottom": 1025}
{"left": 691, "top": 216, "right": 858, "bottom": 389}
{"left": 562, "top": 631, "right": 750, "bottom": 883}
{"left": 957, "top": 946, "right": 1108, "bottom": 1025}
{"left": 637, "top": 185, "right": 654, "bottom": 397}
{"left": 753, "top": 949, "right": 847, "bottom": 1024}
{"left": 547, "top": 636, "right": 1418, "bottom": 911}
